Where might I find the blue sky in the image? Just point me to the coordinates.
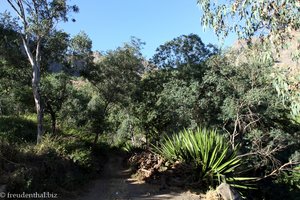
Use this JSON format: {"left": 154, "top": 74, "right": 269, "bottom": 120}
{"left": 1, "top": 0, "right": 236, "bottom": 58}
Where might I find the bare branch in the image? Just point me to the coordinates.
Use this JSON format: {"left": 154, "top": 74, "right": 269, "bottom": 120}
{"left": 261, "top": 160, "right": 300, "bottom": 180}
{"left": 243, "top": 117, "right": 261, "bottom": 132}
{"left": 6, "top": 0, "right": 23, "bottom": 23}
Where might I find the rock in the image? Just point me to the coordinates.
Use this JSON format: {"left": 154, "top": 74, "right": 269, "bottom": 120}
{"left": 216, "top": 183, "right": 242, "bottom": 200}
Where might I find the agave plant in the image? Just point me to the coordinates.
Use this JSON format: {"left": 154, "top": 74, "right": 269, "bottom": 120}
{"left": 154, "top": 128, "right": 253, "bottom": 187}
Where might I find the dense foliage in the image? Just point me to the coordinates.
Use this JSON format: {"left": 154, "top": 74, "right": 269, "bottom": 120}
{"left": 0, "top": 3, "right": 299, "bottom": 198}
{"left": 197, "top": 0, "right": 300, "bottom": 47}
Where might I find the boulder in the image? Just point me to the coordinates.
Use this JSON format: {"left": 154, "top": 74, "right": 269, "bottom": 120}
{"left": 216, "top": 183, "right": 242, "bottom": 200}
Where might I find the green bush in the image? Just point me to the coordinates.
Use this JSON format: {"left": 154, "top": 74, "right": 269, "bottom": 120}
{"left": 69, "top": 148, "right": 93, "bottom": 168}
{"left": 154, "top": 128, "right": 254, "bottom": 187}
{"left": 0, "top": 132, "right": 105, "bottom": 196}
{"left": 0, "top": 115, "right": 37, "bottom": 143}
{"left": 277, "top": 165, "right": 300, "bottom": 189}
{"left": 36, "top": 134, "right": 95, "bottom": 170}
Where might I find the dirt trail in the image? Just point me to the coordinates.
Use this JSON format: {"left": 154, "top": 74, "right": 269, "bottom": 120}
{"left": 76, "top": 154, "right": 201, "bottom": 200}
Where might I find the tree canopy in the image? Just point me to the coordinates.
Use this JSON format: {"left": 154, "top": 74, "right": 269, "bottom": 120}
{"left": 152, "top": 33, "right": 217, "bottom": 69}
{"left": 197, "top": 0, "right": 300, "bottom": 48}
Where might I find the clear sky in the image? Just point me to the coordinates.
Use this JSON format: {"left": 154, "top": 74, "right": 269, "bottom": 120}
{"left": 0, "top": 0, "right": 236, "bottom": 58}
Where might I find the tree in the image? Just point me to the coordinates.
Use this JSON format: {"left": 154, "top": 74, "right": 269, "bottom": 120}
{"left": 136, "top": 70, "right": 200, "bottom": 144}
{"left": 58, "top": 78, "right": 92, "bottom": 131}
{"left": 197, "top": 0, "right": 300, "bottom": 117}
{"left": 5, "top": 0, "right": 78, "bottom": 143}
{"left": 68, "top": 31, "right": 93, "bottom": 75}
{"left": 0, "top": 12, "right": 33, "bottom": 115}
{"left": 133, "top": 34, "right": 216, "bottom": 144}
{"left": 41, "top": 30, "right": 70, "bottom": 72}
{"left": 41, "top": 73, "right": 70, "bottom": 134}
{"left": 151, "top": 33, "right": 218, "bottom": 86}
{"left": 152, "top": 33, "right": 217, "bottom": 69}
{"left": 135, "top": 70, "right": 174, "bottom": 144}
{"left": 197, "top": 0, "right": 300, "bottom": 47}
{"left": 200, "top": 47, "right": 300, "bottom": 183}
{"left": 84, "top": 39, "right": 144, "bottom": 144}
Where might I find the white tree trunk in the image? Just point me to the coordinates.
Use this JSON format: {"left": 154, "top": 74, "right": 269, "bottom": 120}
{"left": 32, "top": 63, "right": 43, "bottom": 144}
{"left": 22, "top": 38, "right": 44, "bottom": 144}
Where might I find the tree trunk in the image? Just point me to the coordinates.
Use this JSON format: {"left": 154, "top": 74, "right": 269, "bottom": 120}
{"left": 130, "top": 123, "right": 135, "bottom": 145}
{"left": 94, "top": 132, "right": 100, "bottom": 144}
{"left": 46, "top": 102, "right": 56, "bottom": 134}
{"left": 146, "top": 131, "right": 149, "bottom": 149}
{"left": 22, "top": 37, "right": 44, "bottom": 144}
{"left": 50, "top": 111, "right": 56, "bottom": 135}
{"left": 93, "top": 102, "right": 109, "bottom": 145}
{"left": 32, "top": 63, "right": 43, "bottom": 144}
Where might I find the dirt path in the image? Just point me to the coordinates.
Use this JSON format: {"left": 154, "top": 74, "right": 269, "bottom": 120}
{"left": 76, "top": 154, "right": 201, "bottom": 200}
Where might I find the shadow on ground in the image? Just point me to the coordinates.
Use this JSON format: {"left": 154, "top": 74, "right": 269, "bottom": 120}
{"left": 75, "top": 155, "right": 202, "bottom": 200}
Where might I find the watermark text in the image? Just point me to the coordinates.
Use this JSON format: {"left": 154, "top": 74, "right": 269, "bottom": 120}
{"left": 0, "top": 192, "right": 58, "bottom": 199}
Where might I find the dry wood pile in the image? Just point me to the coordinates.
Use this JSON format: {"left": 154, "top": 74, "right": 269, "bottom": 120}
{"left": 128, "top": 151, "right": 163, "bottom": 179}
{"left": 128, "top": 151, "right": 198, "bottom": 187}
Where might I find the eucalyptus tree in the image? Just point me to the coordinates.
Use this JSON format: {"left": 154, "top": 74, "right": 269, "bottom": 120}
{"left": 197, "top": 0, "right": 300, "bottom": 116}
{"left": 200, "top": 47, "right": 300, "bottom": 194}
{"left": 197, "top": 0, "right": 300, "bottom": 47}
{"left": 5, "top": 0, "right": 78, "bottom": 143}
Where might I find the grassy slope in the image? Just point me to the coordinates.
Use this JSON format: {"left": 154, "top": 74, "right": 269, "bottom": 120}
{"left": 0, "top": 114, "right": 109, "bottom": 198}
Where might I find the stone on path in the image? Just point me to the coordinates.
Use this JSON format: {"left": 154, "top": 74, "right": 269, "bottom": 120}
{"left": 216, "top": 183, "right": 242, "bottom": 200}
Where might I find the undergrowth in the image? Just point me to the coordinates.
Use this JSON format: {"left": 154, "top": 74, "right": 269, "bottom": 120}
{"left": 0, "top": 115, "right": 109, "bottom": 198}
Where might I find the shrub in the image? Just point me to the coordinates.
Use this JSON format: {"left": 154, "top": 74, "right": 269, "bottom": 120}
{"left": 69, "top": 148, "right": 93, "bottom": 169}
{"left": 0, "top": 132, "right": 104, "bottom": 196}
{"left": 0, "top": 115, "right": 37, "bottom": 143}
{"left": 267, "top": 164, "right": 300, "bottom": 199}
{"left": 154, "top": 128, "right": 253, "bottom": 187}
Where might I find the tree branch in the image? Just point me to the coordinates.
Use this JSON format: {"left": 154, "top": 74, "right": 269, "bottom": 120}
{"left": 260, "top": 160, "right": 300, "bottom": 180}
{"left": 21, "top": 36, "right": 35, "bottom": 66}
{"left": 7, "top": 0, "right": 23, "bottom": 21}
